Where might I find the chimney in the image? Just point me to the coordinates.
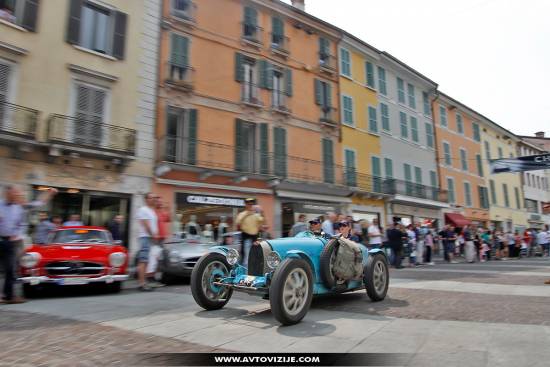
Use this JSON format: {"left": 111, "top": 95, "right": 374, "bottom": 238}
{"left": 535, "top": 131, "right": 545, "bottom": 138}
{"left": 291, "top": 0, "right": 305, "bottom": 11}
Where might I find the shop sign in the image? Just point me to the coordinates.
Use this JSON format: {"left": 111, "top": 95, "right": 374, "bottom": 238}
{"left": 295, "top": 203, "right": 338, "bottom": 214}
{"left": 180, "top": 194, "right": 245, "bottom": 207}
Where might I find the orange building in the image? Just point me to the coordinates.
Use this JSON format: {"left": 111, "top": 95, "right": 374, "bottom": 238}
{"left": 153, "top": 0, "right": 344, "bottom": 238}
{"left": 433, "top": 93, "right": 489, "bottom": 226}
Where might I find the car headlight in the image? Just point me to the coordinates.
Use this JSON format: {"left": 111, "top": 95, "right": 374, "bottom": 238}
{"left": 20, "top": 252, "right": 41, "bottom": 268}
{"left": 266, "top": 251, "right": 281, "bottom": 269}
{"left": 109, "top": 252, "right": 126, "bottom": 267}
{"left": 226, "top": 248, "right": 239, "bottom": 266}
{"left": 169, "top": 250, "right": 182, "bottom": 263}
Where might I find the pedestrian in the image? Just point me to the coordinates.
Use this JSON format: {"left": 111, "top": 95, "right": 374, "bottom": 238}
{"left": 440, "top": 224, "right": 458, "bottom": 263}
{"left": 386, "top": 218, "right": 406, "bottom": 269}
{"left": 415, "top": 223, "right": 425, "bottom": 265}
{"left": 63, "top": 213, "right": 83, "bottom": 226}
{"left": 537, "top": 226, "right": 549, "bottom": 257}
{"left": 0, "top": 185, "right": 57, "bottom": 304}
{"left": 290, "top": 214, "right": 308, "bottom": 236}
{"left": 34, "top": 211, "right": 55, "bottom": 244}
{"left": 463, "top": 224, "right": 476, "bottom": 263}
{"left": 406, "top": 224, "right": 417, "bottom": 266}
{"left": 505, "top": 231, "right": 515, "bottom": 259}
{"left": 107, "top": 214, "right": 124, "bottom": 242}
{"left": 135, "top": 193, "right": 159, "bottom": 291}
{"left": 147, "top": 200, "right": 170, "bottom": 287}
{"left": 322, "top": 212, "right": 336, "bottom": 237}
{"left": 235, "top": 198, "right": 264, "bottom": 267}
{"left": 51, "top": 215, "right": 63, "bottom": 229}
{"left": 424, "top": 226, "right": 435, "bottom": 265}
{"left": 367, "top": 218, "right": 383, "bottom": 249}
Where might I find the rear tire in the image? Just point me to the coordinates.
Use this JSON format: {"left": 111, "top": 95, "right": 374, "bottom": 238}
{"left": 269, "top": 258, "right": 313, "bottom": 325}
{"left": 191, "top": 252, "right": 233, "bottom": 310}
{"left": 364, "top": 253, "right": 389, "bottom": 301}
{"left": 319, "top": 239, "right": 339, "bottom": 289}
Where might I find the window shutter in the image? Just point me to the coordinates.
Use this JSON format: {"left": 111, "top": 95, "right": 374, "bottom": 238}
{"left": 259, "top": 123, "right": 269, "bottom": 174}
{"left": 258, "top": 60, "right": 273, "bottom": 90}
{"left": 319, "top": 37, "right": 329, "bottom": 56}
{"left": 404, "top": 164, "right": 412, "bottom": 181}
{"left": 285, "top": 68, "right": 292, "bottom": 96}
{"left": 21, "top": 0, "right": 40, "bottom": 32}
{"left": 384, "top": 158, "right": 393, "bottom": 178}
{"left": 244, "top": 6, "right": 257, "bottom": 26}
{"left": 235, "top": 53, "right": 245, "bottom": 82}
{"left": 171, "top": 34, "right": 189, "bottom": 66}
{"left": 326, "top": 82, "right": 332, "bottom": 107}
{"left": 272, "top": 17, "right": 283, "bottom": 37}
{"left": 314, "top": 79, "right": 321, "bottom": 105}
{"left": 0, "top": 63, "right": 10, "bottom": 103}
{"left": 322, "top": 138, "right": 334, "bottom": 184}
{"left": 366, "top": 62, "right": 375, "bottom": 88}
{"left": 274, "top": 127, "right": 287, "bottom": 178}
{"left": 368, "top": 106, "right": 377, "bottom": 132}
{"left": 187, "top": 109, "right": 197, "bottom": 165}
{"left": 476, "top": 154, "right": 484, "bottom": 177}
{"left": 66, "top": 0, "right": 84, "bottom": 45}
{"left": 112, "top": 11, "right": 127, "bottom": 60}
{"left": 235, "top": 119, "right": 244, "bottom": 171}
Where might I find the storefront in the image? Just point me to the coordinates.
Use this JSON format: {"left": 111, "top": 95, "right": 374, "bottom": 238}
{"left": 387, "top": 201, "right": 447, "bottom": 229}
{"left": 349, "top": 195, "right": 385, "bottom": 227}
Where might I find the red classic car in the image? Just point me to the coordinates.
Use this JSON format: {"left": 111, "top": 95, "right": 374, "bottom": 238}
{"left": 18, "top": 226, "right": 129, "bottom": 297}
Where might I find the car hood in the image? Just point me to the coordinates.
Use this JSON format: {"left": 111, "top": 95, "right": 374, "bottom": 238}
{"left": 265, "top": 237, "right": 327, "bottom": 257}
{"left": 27, "top": 243, "right": 121, "bottom": 262}
{"left": 165, "top": 242, "right": 213, "bottom": 258}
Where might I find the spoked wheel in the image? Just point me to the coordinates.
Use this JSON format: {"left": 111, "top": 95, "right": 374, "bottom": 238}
{"left": 364, "top": 253, "right": 389, "bottom": 301}
{"left": 269, "top": 258, "right": 313, "bottom": 325}
{"left": 191, "top": 252, "right": 233, "bottom": 310}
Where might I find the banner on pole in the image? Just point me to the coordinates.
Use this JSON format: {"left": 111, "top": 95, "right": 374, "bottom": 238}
{"left": 490, "top": 153, "right": 550, "bottom": 173}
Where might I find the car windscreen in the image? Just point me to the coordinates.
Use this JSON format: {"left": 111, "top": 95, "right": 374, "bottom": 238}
{"left": 51, "top": 229, "right": 111, "bottom": 244}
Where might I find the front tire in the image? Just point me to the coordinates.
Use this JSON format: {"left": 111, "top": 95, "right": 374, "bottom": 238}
{"left": 23, "top": 283, "right": 38, "bottom": 298}
{"left": 191, "top": 252, "right": 233, "bottom": 310}
{"left": 269, "top": 258, "right": 313, "bottom": 326}
{"left": 364, "top": 253, "right": 389, "bottom": 301}
{"left": 106, "top": 281, "right": 122, "bottom": 293}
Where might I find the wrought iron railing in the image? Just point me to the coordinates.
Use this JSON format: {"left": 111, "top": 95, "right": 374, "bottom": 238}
{"left": 171, "top": 0, "right": 197, "bottom": 23}
{"left": 271, "top": 92, "right": 290, "bottom": 113}
{"left": 319, "top": 53, "right": 337, "bottom": 72}
{"left": 165, "top": 62, "right": 195, "bottom": 88}
{"left": 241, "top": 22, "right": 263, "bottom": 44}
{"left": 320, "top": 106, "right": 337, "bottom": 125}
{"left": 47, "top": 114, "right": 136, "bottom": 155}
{"left": 0, "top": 101, "right": 39, "bottom": 139}
{"left": 241, "top": 83, "right": 263, "bottom": 106}
{"left": 270, "top": 33, "right": 290, "bottom": 54}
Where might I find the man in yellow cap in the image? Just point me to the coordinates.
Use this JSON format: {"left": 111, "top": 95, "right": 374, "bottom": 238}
{"left": 236, "top": 198, "right": 264, "bottom": 266}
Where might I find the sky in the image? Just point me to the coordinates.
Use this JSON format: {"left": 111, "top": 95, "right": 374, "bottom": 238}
{"left": 282, "top": 0, "right": 550, "bottom": 137}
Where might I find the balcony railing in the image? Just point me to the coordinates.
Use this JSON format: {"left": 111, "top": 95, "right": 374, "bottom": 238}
{"left": 320, "top": 106, "right": 337, "bottom": 125}
{"left": 270, "top": 33, "right": 290, "bottom": 55}
{"left": 319, "top": 53, "right": 337, "bottom": 72}
{"left": 171, "top": 0, "right": 197, "bottom": 23}
{"left": 271, "top": 92, "right": 290, "bottom": 113}
{"left": 241, "top": 83, "right": 263, "bottom": 106}
{"left": 165, "top": 62, "right": 195, "bottom": 89}
{"left": 241, "top": 23, "right": 263, "bottom": 45}
{"left": 47, "top": 114, "right": 136, "bottom": 155}
{"left": 0, "top": 101, "right": 39, "bottom": 139}
{"left": 157, "top": 136, "right": 449, "bottom": 202}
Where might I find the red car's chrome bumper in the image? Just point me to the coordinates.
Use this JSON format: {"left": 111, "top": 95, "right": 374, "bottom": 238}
{"left": 19, "top": 274, "right": 128, "bottom": 286}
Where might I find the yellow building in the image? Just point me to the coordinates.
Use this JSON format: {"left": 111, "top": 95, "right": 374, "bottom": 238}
{"left": 480, "top": 121, "right": 528, "bottom": 231}
{"left": 0, "top": 0, "right": 160, "bottom": 251}
{"left": 338, "top": 34, "right": 385, "bottom": 224}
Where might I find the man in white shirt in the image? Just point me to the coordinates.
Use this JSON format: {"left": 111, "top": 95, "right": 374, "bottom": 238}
{"left": 63, "top": 213, "right": 83, "bottom": 226}
{"left": 538, "top": 226, "right": 550, "bottom": 257}
{"left": 322, "top": 212, "right": 336, "bottom": 237}
{"left": 135, "top": 193, "right": 159, "bottom": 291}
{"left": 367, "top": 219, "right": 383, "bottom": 249}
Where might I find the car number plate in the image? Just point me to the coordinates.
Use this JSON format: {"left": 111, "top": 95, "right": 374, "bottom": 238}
{"left": 59, "top": 278, "right": 89, "bottom": 285}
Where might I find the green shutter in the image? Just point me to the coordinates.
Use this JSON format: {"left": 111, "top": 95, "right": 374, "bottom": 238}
{"left": 476, "top": 154, "right": 484, "bottom": 177}
{"left": 187, "top": 109, "right": 197, "bottom": 165}
{"left": 285, "top": 68, "right": 292, "bottom": 96}
{"left": 368, "top": 106, "right": 377, "bottom": 132}
{"left": 414, "top": 167, "right": 422, "bottom": 184}
{"left": 345, "top": 150, "right": 356, "bottom": 186}
{"left": 235, "top": 53, "right": 245, "bottom": 82}
{"left": 372, "top": 156, "right": 381, "bottom": 176}
{"left": 404, "top": 164, "right": 412, "bottom": 181}
{"left": 259, "top": 60, "right": 272, "bottom": 89}
{"left": 314, "top": 79, "right": 321, "bottom": 105}
{"left": 384, "top": 158, "right": 393, "bottom": 178}
{"left": 235, "top": 119, "right": 244, "bottom": 171}
{"left": 171, "top": 34, "right": 189, "bottom": 66}
{"left": 259, "top": 123, "right": 269, "bottom": 174}
{"left": 366, "top": 62, "right": 375, "bottom": 88}
{"left": 319, "top": 37, "right": 329, "bottom": 56}
{"left": 274, "top": 127, "right": 287, "bottom": 178}
{"left": 322, "top": 138, "right": 334, "bottom": 183}
{"left": 326, "top": 82, "right": 332, "bottom": 107}
{"left": 272, "top": 17, "right": 283, "bottom": 37}
{"left": 244, "top": 6, "right": 257, "bottom": 26}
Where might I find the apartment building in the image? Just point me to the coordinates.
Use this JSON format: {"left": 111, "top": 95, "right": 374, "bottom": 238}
{"left": 337, "top": 34, "right": 386, "bottom": 225}
{"left": 153, "top": 0, "right": 344, "bottom": 237}
{"left": 434, "top": 93, "right": 489, "bottom": 227}
{"left": 375, "top": 53, "right": 448, "bottom": 226}
{"left": 0, "top": 0, "right": 160, "bottom": 250}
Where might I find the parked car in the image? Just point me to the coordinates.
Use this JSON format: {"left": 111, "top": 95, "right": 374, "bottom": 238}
{"left": 190, "top": 233, "right": 389, "bottom": 325}
{"left": 159, "top": 232, "right": 241, "bottom": 283}
{"left": 18, "top": 226, "right": 129, "bottom": 297}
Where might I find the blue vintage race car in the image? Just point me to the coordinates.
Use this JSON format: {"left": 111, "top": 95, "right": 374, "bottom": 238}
{"left": 190, "top": 232, "right": 389, "bottom": 325}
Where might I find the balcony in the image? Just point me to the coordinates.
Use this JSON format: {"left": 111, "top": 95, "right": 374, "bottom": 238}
{"left": 47, "top": 114, "right": 136, "bottom": 157}
{"left": 270, "top": 33, "right": 290, "bottom": 56}
{"left": 165, "top": 62, "right": 195, "bottom": 91}
{"left": 384, "top": 178, "right": 449, "bottom": 203}
{"left": 319, "top": 106, "right": 337, "bottom": 126}
{"left": 0, "top": 101, "right": 39, "bottom": 140}
{"left": 241, "top": 23, "right": 263, "bottom": 47}
{"left": 319, "top": 53, "right": 337, "bottom": 74}
{"left": 241, "top": 83, "right": 263, "bottom": 107}
{"left": 271, "top": 92, "right": 291, "bottom": 114}
{"left": 170, "top": 0, "right": 197, "bottom": 25}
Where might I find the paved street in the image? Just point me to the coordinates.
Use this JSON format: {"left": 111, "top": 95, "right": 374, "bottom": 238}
{"left": 2, "top": 257, "right": 550, "bottom": 366}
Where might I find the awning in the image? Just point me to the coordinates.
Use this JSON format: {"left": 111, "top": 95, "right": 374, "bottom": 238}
{"left": 445, "top": 213, "right": 471, "bottom": 227}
